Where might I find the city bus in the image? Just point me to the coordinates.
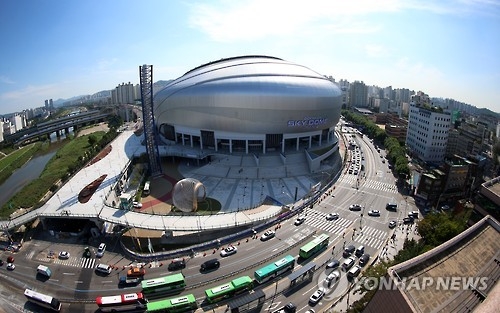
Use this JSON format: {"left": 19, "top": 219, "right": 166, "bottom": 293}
{"left": 95, "top": 292, "right": 147, "bottom": 312}
{"left": 254, "top": 255, "right": 295, "bottom": 284}
{"left": 141, "top": 273, "right": 186, "bottom": 295}
{"left": 143, "top": 181, "right": 151, "bottom": 196}
{"left": 205, "top": 276, "right": 253, "bottom": 303}
{"left": 299, "top": 233, "right": 330, "bottom": 259}
{"left": 146, "top": 294, "right": 197, "bottom": 313}
{"left": 24, "top": 288, "right": 62, "bottom": 312}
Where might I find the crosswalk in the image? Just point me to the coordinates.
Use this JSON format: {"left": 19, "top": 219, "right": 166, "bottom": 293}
{"left": 341, "top": 176, "right": 397, "bottom": 193}
{"left": 351, "top": 226, "right": 387, "bottom": 249}
{"left": 303, "top": 209, "right": 353, "bottom": 235}
{"left": 52, "top": 257, "right": 96, "bottom": 268}
{"left": 31, "top": 254, "right": 97, "bottom": 269}
{"left": 302, "top": 210, "right": 388, "bottom": 250}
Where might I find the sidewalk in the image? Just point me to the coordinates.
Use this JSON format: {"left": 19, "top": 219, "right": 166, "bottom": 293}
{"left": 327, "top": 219, "right": 421, "bottom": 312}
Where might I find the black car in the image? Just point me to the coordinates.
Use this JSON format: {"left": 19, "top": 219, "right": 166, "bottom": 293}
{"left": 403, "top": 217, "right": 415, "bottom": 224}
{"left": 168, "top": 259, "right": 186, "bottom": 271}
{"left": 326, "top": 259, "right": 340, "bottom": 270}
{"left": 343, "top": 245, "right": 355, "bottom": 258}
{"left": 201, "top": 258, "right": 220, "bottom": 272}
{"left": 359, "top": 253, "right": 371, "bottom": 266}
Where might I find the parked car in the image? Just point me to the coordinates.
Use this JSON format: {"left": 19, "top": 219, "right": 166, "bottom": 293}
{"left": 220, "top": 246, "right": 237, "bottom": 257}
{"left": 132, "top": 201, "right": 143, "bottom": 208}
{"left": 388, "top": 220, "right": 397, "bottom": 228}
{"left": 409, "top": 211, "right": 419, "bottom": 218}
{"left": 309, "top": 288, "right": 325, "bottom": 305}
{"left": 96, "top": 243, "right": 106, "bottom": 258}
{"left": 368, "top": 210, "right": 380, "bottom": 216}
{"left": 294, "top": 216, "right": 306, "bottom": 226}
{"left": 59, "top": 251, "right": 70, "bottom": 259}
{"left": 326, "top": 213, "right": 339, "bottom": 221}
{"left": 260, "top": 230, "right": 276, "bottom": 241}
{"left": 7, "top": 256, "right": 14, "bottom": 263}
{"left": 6, "top": 263, "right": 15, "bottom": 270}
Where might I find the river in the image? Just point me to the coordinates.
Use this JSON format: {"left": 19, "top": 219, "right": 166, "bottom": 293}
{"left": 0, "top": 151, "right": 56, "bottom": 208}
{"left": 0, "top": 130, "right": 74, "bottom": 208}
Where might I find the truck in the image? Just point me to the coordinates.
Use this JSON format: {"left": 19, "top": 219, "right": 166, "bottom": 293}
{"left": 118, "top": 275, "right": 142, "bottom": 286}
{"left": 271, "top": 303, "right": 296, "bottom": 313}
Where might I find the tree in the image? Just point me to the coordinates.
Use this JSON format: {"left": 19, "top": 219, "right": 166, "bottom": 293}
{"left": 88, "top": 135, "right": 97, "bottom": 146}
{"left": 417, "top": 212, "right": 467, "bottom": 247}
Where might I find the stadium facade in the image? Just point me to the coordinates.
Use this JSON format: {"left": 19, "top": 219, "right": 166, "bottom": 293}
{"left": 154, "top": 55, "right": 342, "bottom": 155}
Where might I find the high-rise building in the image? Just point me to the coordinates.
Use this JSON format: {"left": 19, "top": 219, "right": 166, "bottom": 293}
{"left": 406, "top": 95, "right": 451, "bottom": 164}
{"left": 348, "top": 81, "right": 368, "bottom": 108}
{"left": 111, "top": 82, "right": 137, "bottom": 104}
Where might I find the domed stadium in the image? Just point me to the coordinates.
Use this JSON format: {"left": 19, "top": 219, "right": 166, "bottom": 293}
{"left": 154, "top": 55, "right": 342, "bottom": 154}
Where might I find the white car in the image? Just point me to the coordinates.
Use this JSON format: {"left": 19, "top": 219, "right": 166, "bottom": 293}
{"left": 6, "top": 263, "right": 15, "bottom": 270}
{"left": 220, "top": 246, "right": 237, "bottom": 257}
{"left": 309, "top": 288, "right": 325, "bottom": 304}
{"left": 326, "top": 213, "right": 339, "bottom": 221}
{"left": 59, "top": 251, "right": 70, "bottom": 259}
{"left": 325, "top": 271, "right": 340, "bottom": 284}
{"left": 260, "top": 230, "right": 276, "bottom": 241}
{"left": 96, "top": 243, "right": 106, "bottom": 258}
{"left": 388, "top": 220, "right": 397, "bottom": 228}
{"left": 132, "top": 201, "right": 143, "bottom": 208}
{"left": 368, "top": 210, "right": 381, "bottom": 216}
{"left": 294, "top": 216, "right": 306, "bottom": 226}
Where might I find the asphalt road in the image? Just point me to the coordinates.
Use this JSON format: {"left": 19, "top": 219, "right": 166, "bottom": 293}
{"left": 0, "top": 130, "right": 416, "bottom": 312}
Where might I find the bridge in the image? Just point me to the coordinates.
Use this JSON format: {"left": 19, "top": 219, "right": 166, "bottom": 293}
{"left": 5, "top": 110, "right": 110, "bottom": 146}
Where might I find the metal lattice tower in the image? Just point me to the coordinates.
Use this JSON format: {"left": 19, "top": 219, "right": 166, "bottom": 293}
{"left": 139, "top": 64, "right": 162, "bottom": 176}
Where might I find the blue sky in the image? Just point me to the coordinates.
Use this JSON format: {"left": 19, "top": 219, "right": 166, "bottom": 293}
{"left": 1, "top": 0, "right": 499, "bottom": 115}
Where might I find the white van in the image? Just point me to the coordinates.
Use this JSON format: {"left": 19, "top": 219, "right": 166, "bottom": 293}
{"left": 95, "top": 264, "right": 112, "bottom": 275}
{"left": 36, "top": 265, "right": 52, "bottom": 277}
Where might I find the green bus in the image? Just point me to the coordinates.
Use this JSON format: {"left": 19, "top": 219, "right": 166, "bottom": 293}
{"left": 205, "top": 276, "right": 253, "bottom": 303}
{"left": 299, "top": 233, "right": 329, "bottom": 259}
{"left": 141, "top": 273, "right": 186, "bottom": 295}
{"left": 146, "top": 294, "right": 197, "bottom": 313}
{"left": 254, "top": 255, "right": 295, "bottom": 284}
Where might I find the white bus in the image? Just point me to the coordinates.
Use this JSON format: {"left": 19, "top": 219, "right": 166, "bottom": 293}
{"left": 24, "top": 289, "right": 61, "bottom": 312}
{"left": 143, "top": 181, "right": 150, "bottom": 196}
{"left": 95, "top": 292, "right": 147, "bottom": 312}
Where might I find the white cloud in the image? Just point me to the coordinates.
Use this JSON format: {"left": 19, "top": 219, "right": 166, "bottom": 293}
{"left": 0, "top": 75, "right": 15, "bottom": 84}
{"left": 188, "top": 0, "right": 500, "bottom": 42}
{"left": 95, "top": 58, "right": 119, "bottom": 72}
{"left": 187, "top": 0, "right": 400, "bottom": 42}
{"left": 365, "top": 44, "right": 389, "bottom": 58}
